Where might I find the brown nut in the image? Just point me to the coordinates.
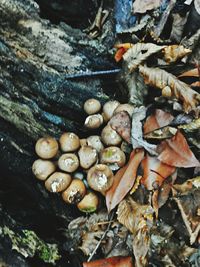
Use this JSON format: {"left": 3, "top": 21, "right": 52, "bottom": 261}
{"left": 32, "top": 159, "right": 56, "bottom": 181}
{"left": 84, "top": 114, "right": 103, "bottom": 129}
{"left": 102, "top": 100, "right": 120, "bottom": 122}
{"left": 35, "top": 137, "right": 58, "bottom": 159}
{"left": 59, "top": 132, "right": 80, "bottom": 152}
{"left": 78, "top": 145, "right": 98, "bottom": 169}
{"left": 101, "top": 125, "right": 122, "bottom": 146}
{"left": 87, "top": 164, "right": 114, "bottom": 194}
{"left": 114, "top": 103, "right": 134, "bottom": 117}
{"left": 62, "top": 179, "right": 86, "bottom": 204}
{"left": 86, "top": 135, "right": 104, "bottom": 153}
{"left": 100, "top": 146, "right": 126, "bottom": 170}
{"left": 84, "top": 98, "right": 101, "bottom": 115}
{"left": 58, "top": 153, "right": 79, "bottom": 173}
{"left": 45, "top": 172, "right": 71, "bottom": 193}
{"left": 77, "top": 192, "right": 99, "bottom": 213}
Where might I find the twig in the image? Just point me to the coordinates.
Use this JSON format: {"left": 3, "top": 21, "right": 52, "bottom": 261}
{"left": 87, "top": 211, "right": 115, "bottom": 262}
{"left": 65, "top": 69, "right": 121, "bottom": 79}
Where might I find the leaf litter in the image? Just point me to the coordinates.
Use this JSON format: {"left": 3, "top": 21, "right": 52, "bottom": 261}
{"left": 65, "top": 2, "right": 200, "bottom": 266}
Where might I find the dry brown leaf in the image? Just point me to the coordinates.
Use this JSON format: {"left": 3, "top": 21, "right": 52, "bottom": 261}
{"left": 144, "top": 126, "right": 177, "bottom": 140}
{"left": 139, "top": 65, "right": 200, "bottom": 113}
{"left": 152, "top": 171, "right": 177, "bottom": 217}
{"left": 191, "top": 81, "right": 200, "bottom": 87}
{"left": 163, "top": 45, "right": 191, "bottom": 63}
{"left": 143, "top": 109, "right": 174, "bottom": 134}
{"left": 117, "top": 197, "right": 154, "bottom": 267}
{"left": 157, "top": 131, "right": 200, "bottom": 168}
{"left": 133, "top": 0, "right": 161, "bottom": 14}
{"left": 106, "top": 149, "right": 144, "bottom": 212}
{"left": 83, "top": 256, "right": 133, "bottom": 267}
{"left": 123, "top": 43, "right": 165, "bottom": 72}
{"left": 141, "top": 154, "right": 176, "bottom": 190}
{"left": 109, "top": 111, "right": 131, "bottom": 143}
{"left": 172, "top": 176, "right": 200, "bottom": 244}
{"left": 179, "top": 68, "right": 199, "bottom": 78}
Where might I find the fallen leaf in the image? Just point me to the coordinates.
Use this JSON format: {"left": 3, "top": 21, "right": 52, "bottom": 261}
{"left": 152, "top": 171, "right": 177, "bottom": 217}
{"left": 117, "top": 197, "right": 154, "bottom": 267}
{"left": 139, "top": 65, "right": 200, "bottom": 113}
{"left": 123, "top": 43, "right": 165, "bottom": 72}
{"left": 163, "top": 45, "right": 191, "bottom": 63}
{"left": 109, "top": 111, "right": 131, "bottom": 143}
{"left": 191, "top": 81, "right": 200, "bottom": 87}
{"left": 172, "top": 176, "right": 200, "bottom": 244}
{"left": 123, "top": 71, "right": 148, "bottom": 106}
{"left": 157, "top": 131, "right": 200, "bottom": 168}
{"left": 115, "top": 43, "right": 134, "bottom": 49}
{"left": 131, "top": 106, "right": 158, "bottom": 155}
{"left": 179, "top": 68, "right": 199, "bottom": 78}
{"left": 130, "top": 175, "right": 142, "bottom": 195}
{"left": 170, "top": 13, "right": 189, "bottom": 43}
{"left": 141, "top": 154, "right": 176, "bottom": 190}
{"left": 178, "top": 117, "right": 200, "bottom": 133}
{"left": 115, "top": 47, "right": 127, "bottom": 62}
{"left": 106, "top": 149, "right": 144, "bottom": 212}
{"left": 143, "top": 109, "right": 174, "bottom": 134}
{"left": 83, "top": 256, "right": 133, "bottom": 267}
{"left": 144, "top": 126, "right": 177, "bottom": 140}
{"left": 133, "top": 0, "right": 161, "bottom": 14}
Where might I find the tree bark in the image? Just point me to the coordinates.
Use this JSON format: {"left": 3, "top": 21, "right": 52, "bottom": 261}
{"left": 0, "top": 0, "right": 117, "bottom": 265}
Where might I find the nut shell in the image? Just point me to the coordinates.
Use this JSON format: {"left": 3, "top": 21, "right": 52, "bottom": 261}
{"left": 58, "top": 153, "right": 79, "bottom": 173}
{"left": 84, "top": 114, "right": 103, "bottom": 129}
{"left": 78, "top": 145, "right": 98, "bottom": 169}
{"left": 35, "top": 137, "right": 58, "bottom": 159}
{"left": 86, "top": 135, "right": 104, "bottom": 153}
{"left": 114, "top": 103, "right": 134, "bottom": 117}
{"left": 59, "top": 132, "right": 80, "bottom": 152}
{"left": 100, "top": 146, "right": 126, "bottom": 170}
{"left": 101, "top": 125, "right": 122, "bottom": 146}
{"left": 87, "top": 164, "right": 114, "bottom": 194}
{"left": 32, "top": 159, "right": 56, "bottom": 180}
{"left": 45, "top": 172, "right": 72, "bottom": 193}
{"left": 102, "top": 100, "right": 120, "bottom": 122}
{"left": 62, "top": 179, "right": 86, "bottom": 204}
{"left": 77, "top": 192, "right": 99, "bottom": 213}
{"left": 84, "top": 98, "right": 101, "bottom": 115}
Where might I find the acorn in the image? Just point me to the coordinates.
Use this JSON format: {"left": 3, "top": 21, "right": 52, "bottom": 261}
{"left": 100, "top": 146, "right": 126, "bottom": 170}
{"left": 35, "top": 137, "right": 58, "bottom": 159}
{"left": 78, "top": 145, "right": 98, "bottom": 169}
{"left": 77, "top": 192, "right": 99, "bottom": 213}
{"left": 84, "top": 114, "right": 103, "bottom": 129}
{"left": 32, "top": 159, "right": 56, "bottom": 181}
{"left": 45, "top": 172, "right": 72, "bottom": 193}
{"left": 62, "top": 179, "right": 86, "bottom": 204}
{"left": 59, "top": 132, "right": 80, "bottom": 152}
{"left": 87, "top": 164, "right": 114, "bottom": 194}
{"left": 102, "top": 100, "right": 120, "bottom": 122}
{"left": 58, "top": 153, "right": 79, "bottom": 173}
{"left": 84, "top": 98, "right": 101, "bottom": 115}
{"left": 101, "top": 125, "right": 122, "bottom": 146}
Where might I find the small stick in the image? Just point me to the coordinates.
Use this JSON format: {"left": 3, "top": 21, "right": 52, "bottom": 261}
{"left": 65, "top": 69, "right": 121, "bottom": 79}
{"left": 87, "top": 211, "right": 115, "bottom": 262}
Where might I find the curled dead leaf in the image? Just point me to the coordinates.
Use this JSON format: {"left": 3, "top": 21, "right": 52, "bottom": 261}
{"left": 109, "top": 111, "right": 131, "bottom": 143}
{"left": 133, "top": 0, "right": 161, "bottom": 14}
{"left": 172, "top": 176, "right": 200, "bottom": 244}
{"left": 179, "top": 68, "right": 199, "bottom": 78}
{"left": 106, "top": 149, "right": 144, "bottom": 212}
{"left": 139, "top": 65, "right": 200, "bottom": 114}
{"left": 178, "top": 117, "right": 200, "bottom": 133}
{"left": 163, "top": 45, "right": 191, "bottom": 63}
{"left": 83, "top": 256, "right": 133, "bottom": 267}
{"left": 117, "top": 197, "right": 154, "bottom": 267}
{"left": 123, "top": 43, "right": 165, "bottom": 72}
{"left": 157, "top": 131, "right": 200, "bottom": 168}
{"left": 143, "top": 109, "right": 174, "bottom": 134}
{"left": 141, "top": 154, "right": 176, "bottom": 190}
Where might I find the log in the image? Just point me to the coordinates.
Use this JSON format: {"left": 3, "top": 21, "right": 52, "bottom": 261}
{"left": 0, "top": 0, "right": 118, "bottom": 265}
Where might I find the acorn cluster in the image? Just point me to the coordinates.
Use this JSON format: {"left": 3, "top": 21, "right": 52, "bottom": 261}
{"left": 32, "top": 99, "right": 134, "bottom": 213}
